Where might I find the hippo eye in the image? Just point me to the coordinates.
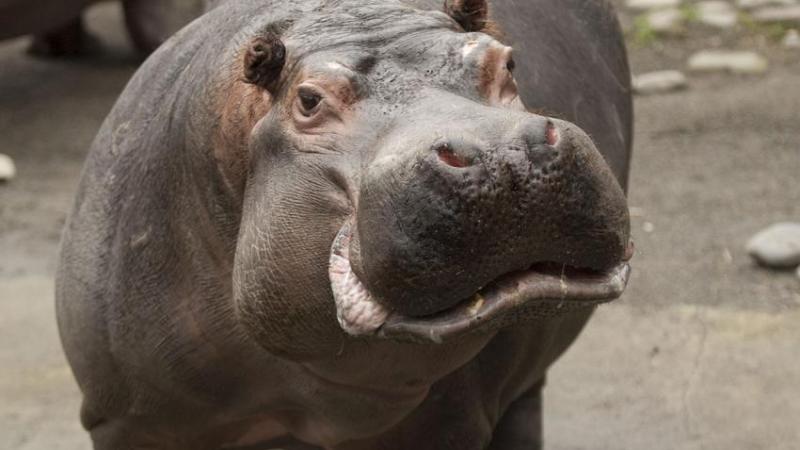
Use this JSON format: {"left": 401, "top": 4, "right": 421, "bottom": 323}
{"left": 506, "top": 58, "right": 515, "bottom": 73}
{"left": 298, "top": 89, "right": 322, "bottom": 116}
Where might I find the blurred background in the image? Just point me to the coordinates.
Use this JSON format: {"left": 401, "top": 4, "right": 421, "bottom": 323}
{"left": 0, "top": 0, "right": 798, "bottom": 449}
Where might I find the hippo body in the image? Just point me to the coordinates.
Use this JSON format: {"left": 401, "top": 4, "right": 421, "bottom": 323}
{"left": 56, "top": 1, "right": 633, "bottom": 449}
{"left": 0, "top": 0, "right": 207, "bottom": 55}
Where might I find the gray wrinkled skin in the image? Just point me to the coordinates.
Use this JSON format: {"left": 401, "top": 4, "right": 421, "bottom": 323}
{"left": 56, "top": 1, "right": 633, "bottom": 449}
{"left": 0, "top": 0, "right": 207, "bottom": 55}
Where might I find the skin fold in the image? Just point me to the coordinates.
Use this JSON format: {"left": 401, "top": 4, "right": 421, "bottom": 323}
{"left": 55, "top": 1, "right": 632, "bottom": 449}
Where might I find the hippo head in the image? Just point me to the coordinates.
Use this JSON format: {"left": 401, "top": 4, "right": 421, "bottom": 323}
{"left": 232, "top": 0, "right": 631, "bottom": 359}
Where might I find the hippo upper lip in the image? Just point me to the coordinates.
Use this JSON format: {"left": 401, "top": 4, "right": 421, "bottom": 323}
{"left": 377, "top": 261, "right": 630, "bottom": 344}
{"left": 329, "top": 220, "right": 631, "bottom": 343}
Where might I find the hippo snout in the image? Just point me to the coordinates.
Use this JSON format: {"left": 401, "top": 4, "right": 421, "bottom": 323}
{"left": 343, "top": 105, "right": 630, "bottom": 319}
{"left": 430, "top": 117, "right": 559, "bottom": 170}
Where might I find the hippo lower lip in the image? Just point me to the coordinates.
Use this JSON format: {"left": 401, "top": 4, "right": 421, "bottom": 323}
{"left": 329, "top": 220, "right": 631, "bottom": 343}
{"left": 378, "top": 262, "right": 631, "bottom": 344}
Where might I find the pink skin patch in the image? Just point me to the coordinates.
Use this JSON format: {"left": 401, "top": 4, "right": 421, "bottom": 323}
{"left": 623, "top": 239, "right": 635, "bottom": 261}
{"left": 545, "top": 121, "right": 559, "bottom": 146}
{"left": 329, "top": 223, "right": 390, "bottom": 335}
{"left": 436, "top": 145, "right": 471, "bottom": 168}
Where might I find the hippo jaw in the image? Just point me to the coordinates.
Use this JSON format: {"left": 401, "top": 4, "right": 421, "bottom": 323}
{"left": 329, "top": 219, "right": 632, "bottom": 344}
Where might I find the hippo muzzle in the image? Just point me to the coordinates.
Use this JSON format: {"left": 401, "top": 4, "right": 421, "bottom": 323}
{"left": 330, "top": 94, "right": 632, "bottom": 343}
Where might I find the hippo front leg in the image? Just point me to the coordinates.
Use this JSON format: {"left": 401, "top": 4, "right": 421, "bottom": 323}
{"left": 89, "top": 419, "right": 215, "bottom": 450}
{"left": 227, "top": 438, "right": 322, "bottom": 450}
{"left": 90, "top": 418, "right": 321, "bottom": 450}
{"left": 488, "top": 382, "right": 544, "bottom": 450}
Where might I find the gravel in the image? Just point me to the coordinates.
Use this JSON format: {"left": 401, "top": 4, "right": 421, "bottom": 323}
{"left": 687, "top": 50, "right": 769, "bottom": 74}
{"left": 633, "top": 70, "right": 689, "bottom": 94}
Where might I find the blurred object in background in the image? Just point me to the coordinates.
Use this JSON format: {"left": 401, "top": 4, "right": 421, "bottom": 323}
{"left": 687, "top": 49, "right": 769, "bottom": 73}
{"left": 784, "top": 28, "right": 800, "bottom": 46}
{"left": 697, "top": 1, "right": 739, "bottom": 28}
{"left": 0, "top": 0, "right": 208, "bottom": 56}
{"left": 633, "top": 69, "right": 689, "bottom": 94}
{"left": 627, "top": 0, "right": 682, "bottom": 11}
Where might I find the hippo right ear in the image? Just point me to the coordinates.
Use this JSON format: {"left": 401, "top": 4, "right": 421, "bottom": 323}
{"left": 443, "top": 0, "right": 489, "bottom": 32}
{"left": 243, "top": 32, "right": 286, "bottom": 93}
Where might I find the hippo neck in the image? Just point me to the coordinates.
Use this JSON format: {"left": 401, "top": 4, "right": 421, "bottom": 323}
{"left": 93, "top": 12, "right": 265, "bottom": 396}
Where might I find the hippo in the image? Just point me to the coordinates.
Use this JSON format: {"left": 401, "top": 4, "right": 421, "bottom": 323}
{"left": 0, "top": 0, "right": 207, "bottom": 55}
{"left": 56, "top": 0, "right": 633, "bottom": 448}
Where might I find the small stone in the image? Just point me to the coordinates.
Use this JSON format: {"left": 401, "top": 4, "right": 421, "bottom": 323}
{"left": 737, "top": 0, "right": 797, "bottom": 10}
{"left": 633, "top": 70, "right": 688, "bottom": 94}
{"left": 783, "top": 28, "right": 800, "bottom": 46}
{"left": 643, "top": 222, "right": 656, "bottom": 233}
{"left": 647, "top": 8, "right": 685, "bottom": 33}
{"left": 627, "top": 0, "right": 682, "bottom": 11}
{"left": 752, "top": 5, "right": 800, "bottom": 23}
{"left": 0, "top": 153, "right": 16, "bottom": 182}
{"left": 722, "top": 248, "right": 734, "bottom": 264}
{"left": 629, "top": 206, "right": 646, "bottom": 218}
{"left": 746, "top": 222, "right": 800, "bottom": 268}
{"left": 697, "top": 1, "right": 739, "bottom": 27}
{"left": 687, "top": 50, "right": 769, "bottom": 74}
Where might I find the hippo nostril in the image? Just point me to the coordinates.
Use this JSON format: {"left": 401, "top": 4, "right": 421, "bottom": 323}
{"left": 545, "top": 121, "right": 559, "bottom": 146}
{"left": 623, "top": 239, "right": 635, "bottom": 262}
{"left": 435, "top": 144, "right": 472, "bottom": 168}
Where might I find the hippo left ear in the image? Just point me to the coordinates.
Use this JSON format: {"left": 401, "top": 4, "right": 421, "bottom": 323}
{"left": 444, "top": 0, "right": 489, "bottom": 32}
{"left": 243, "top": 31, "right": 286, "bottom": 93}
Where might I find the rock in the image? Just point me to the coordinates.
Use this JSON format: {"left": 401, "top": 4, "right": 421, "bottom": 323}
{"left": 784, "top": 29, "right": 800, "bottom": 47}
{"left": 737, "top": 0, "right": 797, "bottom": 10}
{"left": 746, "top": 222, "right": 800, "bottom": 268}
{"left": 629, "top": 206, "right": 646, "bottom": 218}
{"left": 647, "top": 8, "right": 685, "bottom": 33}
{"left": 752, "top": 5, "right": 800, "bottom": 23}
{"left": 0, "top": 153, "right": 16, "bottom": 182}
{"left": 698, "top": 1, "right": 739, "bottom": 27}
{"left": 687, "top": 50, "right": 769, "bottom": 74}
{"left": 633, "top": 70, "right": 688, "bottom": 94}
{"left": 627, "top": 0, "right": 682, "bottom": 11}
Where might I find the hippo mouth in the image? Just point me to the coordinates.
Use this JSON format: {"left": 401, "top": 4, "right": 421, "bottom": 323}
{"left": 329, "top": 221, "right": 632, "bottom": 344}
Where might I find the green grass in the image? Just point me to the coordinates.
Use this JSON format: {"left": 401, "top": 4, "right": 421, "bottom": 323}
{"left": 739, "top": 12, "right": 792, "bottom": 41}
{"left": 630, "top": 14, "right": 658, "bottom": 47}
{"left": 680, "top": 4, "right": 699, "bottom": 23}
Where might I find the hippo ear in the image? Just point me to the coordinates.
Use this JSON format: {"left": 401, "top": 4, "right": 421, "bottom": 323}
{"left": 443, "top": 0, "right": 489, "bottom": 32}
{"left": 243, "top": 32, "right": 286, "bottom": 92}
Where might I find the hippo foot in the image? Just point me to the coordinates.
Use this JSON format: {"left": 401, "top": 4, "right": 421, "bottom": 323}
{"left": 28, "top": 17, "right": 100, "bottom": 57}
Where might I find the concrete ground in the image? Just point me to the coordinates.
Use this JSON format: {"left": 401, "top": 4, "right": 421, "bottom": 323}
{"left": 1, "top": 3, "right": 798, "bottom": 450}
